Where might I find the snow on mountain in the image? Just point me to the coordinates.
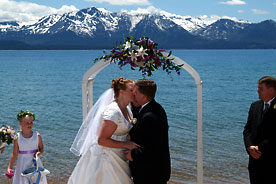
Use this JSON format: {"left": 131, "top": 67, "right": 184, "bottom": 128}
{"left": 0, "top": 6, "right": 250, "bottom": 36}
{"left": 0, "top": 21, "right": 20, "bottom": 32}
{"left": 158, "top": 12, "right": 217, "bottom": 32}
{"left": 26, "top": 14, "right": 62, "bottom": 34}
{"left": 22, "top": 7, "right": 121, "bottom": 36}
{"left": 123, "top": 7, "right": 217, "bottom": 32}
{"left": 118, "top": 12, "right": 144, "bottom": 32}
{"left": 196, "top": 19, "right": 251, "bottom": 40}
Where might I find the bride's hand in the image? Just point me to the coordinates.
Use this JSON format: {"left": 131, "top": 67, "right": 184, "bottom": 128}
{"left": 126, "top": 141, "right": 139, "bottom": 150}
{"left": 126, "top": 135, "right": 131, "bottom": 141}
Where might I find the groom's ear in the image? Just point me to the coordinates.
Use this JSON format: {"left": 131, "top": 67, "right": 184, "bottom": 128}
{"left": 143, "top": 94, "right": 150, "bottom": 102}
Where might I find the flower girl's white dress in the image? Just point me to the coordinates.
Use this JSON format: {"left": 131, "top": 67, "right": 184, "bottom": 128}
{"left": 68, "top": 103, "right": 133, "bottom": 184}
{"left": 13, "top": 131, "right": 47, "bottom": 184}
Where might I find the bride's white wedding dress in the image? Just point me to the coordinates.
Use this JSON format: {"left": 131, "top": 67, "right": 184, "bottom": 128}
{"left": 68, "top": 99, "right": 133, "bottom": 184}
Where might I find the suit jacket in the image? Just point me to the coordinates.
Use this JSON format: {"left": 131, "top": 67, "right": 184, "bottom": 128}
{"left": 243, "top": 97, "right": 276, "bottom": 162}
{"left": 129, "top": 99, "right": 171, "bottom": 183}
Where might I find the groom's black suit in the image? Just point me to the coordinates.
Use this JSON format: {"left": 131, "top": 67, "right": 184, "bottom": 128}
{"left": 243, "top": 97, "right": 276, "bottom": 184}
{"left": 129, "top": 99, "right": 171, "bottom": 184}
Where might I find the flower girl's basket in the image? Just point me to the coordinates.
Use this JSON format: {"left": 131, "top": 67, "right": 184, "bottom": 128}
{"left": 21, "top": 156, "right": 50, "bottom": 184}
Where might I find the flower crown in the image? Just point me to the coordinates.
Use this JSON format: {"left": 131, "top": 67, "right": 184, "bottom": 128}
{"left": 94, "top": 36, "right": 183, "bottom": 77}
{"left": 17, "top": 110, "right": 36, "bottom": 121}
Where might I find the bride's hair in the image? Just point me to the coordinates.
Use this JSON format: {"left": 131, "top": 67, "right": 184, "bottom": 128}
{"left": 111, "top": 77, "right": 132, "bottom": 99}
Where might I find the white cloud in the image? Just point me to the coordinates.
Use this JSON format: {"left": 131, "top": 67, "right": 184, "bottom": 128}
{"left": 0, "top": 0, "right": 78, "bottom": 24}
{"left": 273, "top": 2, "right": 276, "bottom": 6}
{"left": 123, "top": 6, "right": 162, "bottom": 15}
{"left": 237, "top": 10, "right": 244, "bottom": 13}
{"left": 219, "top": 0, "right": 246, "bottom": 5}
{"left": 85, "top": 0, "right": 151, "bottom": 6}
{"left": 251, "top": 9, "right": 269, "bottom": 15}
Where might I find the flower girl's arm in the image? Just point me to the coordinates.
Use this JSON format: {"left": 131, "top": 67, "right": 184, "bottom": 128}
{"left": 36, "top": 132, "right": 44, "bottom": 157}
{"left": 7, "top": 139, "right": 19, "bottom": 171}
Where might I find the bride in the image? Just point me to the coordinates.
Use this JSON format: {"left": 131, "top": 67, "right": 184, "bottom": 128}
{"left": 68, "top": 77, "right": 138, "bottom": 184}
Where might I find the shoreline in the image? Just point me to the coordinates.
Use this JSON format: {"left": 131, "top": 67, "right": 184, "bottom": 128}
{"left": 0, "top": 177, "right": 185, "bottom": 184}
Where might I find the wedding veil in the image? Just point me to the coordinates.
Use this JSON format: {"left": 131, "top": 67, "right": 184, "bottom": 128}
{"left": 70, "top": 88, "right": 114, "bottom": 156}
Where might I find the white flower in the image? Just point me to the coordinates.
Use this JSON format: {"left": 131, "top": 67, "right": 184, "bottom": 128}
{"left": 124, "top": 41, "right": 131, "bottom": 50}
{"left": 137, "top": 47, "right": 148, "bottom": 58}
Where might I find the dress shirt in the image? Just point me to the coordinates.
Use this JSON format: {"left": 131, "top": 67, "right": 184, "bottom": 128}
{"left": 263, "top": 97, "right": 275, "bottom": 111}
{"left": 139, "top": 101, "right": 150, "bottom": 113}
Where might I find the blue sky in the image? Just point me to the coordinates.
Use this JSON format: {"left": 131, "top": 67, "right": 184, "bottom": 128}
{"left": 0, "top": 0, "right": 276, "bottom": 24}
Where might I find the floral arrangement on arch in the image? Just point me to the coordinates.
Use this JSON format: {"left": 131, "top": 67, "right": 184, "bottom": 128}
{"left": 0, "top": 125, "right": 17, "bottom": 145}
{"left": 94, "top": 36, "right": 183, "bottom": 76}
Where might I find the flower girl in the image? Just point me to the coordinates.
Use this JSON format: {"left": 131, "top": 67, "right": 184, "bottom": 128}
{"left": 6, "top": 110, "right": 47, "bottom": 184}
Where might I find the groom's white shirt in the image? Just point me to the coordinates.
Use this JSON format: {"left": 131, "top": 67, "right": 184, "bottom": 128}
{"left": 263, "top": 97, "right": 275, "bottom": 110}
{"left": 139, "top": 101, "right": 150, "bottom": 113}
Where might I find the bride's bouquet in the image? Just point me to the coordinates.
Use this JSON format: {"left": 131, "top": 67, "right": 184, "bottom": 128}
{"left": 0, "top": 124, "right": 17, "bottom": 148}
{"left": 94, "top": 36, "right": 183, "bottom": 77}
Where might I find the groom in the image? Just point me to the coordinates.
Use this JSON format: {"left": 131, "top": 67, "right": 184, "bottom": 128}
{"left": 126, "top": 79, "right": 171, "bottom": 184}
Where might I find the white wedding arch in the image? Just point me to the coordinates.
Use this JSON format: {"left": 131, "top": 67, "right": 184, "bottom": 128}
{"left": 81, "top": 53, "right": 203, "bottom": 184}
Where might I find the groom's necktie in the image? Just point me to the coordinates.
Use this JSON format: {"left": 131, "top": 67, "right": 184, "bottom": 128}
{"left": 263, "top": 103, "right": 269, "bottom": 113}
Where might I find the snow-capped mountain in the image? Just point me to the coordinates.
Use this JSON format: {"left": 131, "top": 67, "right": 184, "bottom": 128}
{"left": 195, "top": 19, "right": 251, "bottom": 40}
{"left": 0, "top": 7, "right": 275, "bottom": 49}
{"left": 0, "top": 21, "right": 20, "bottom": 32}
{"left": 158, "top": 12, "right": 217, "bottom": 32}
{"left": 0, "top": 7, "right": 216, "bottom": 34}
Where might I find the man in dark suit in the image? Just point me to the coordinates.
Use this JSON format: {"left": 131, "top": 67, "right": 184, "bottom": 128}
{"left": 243, "top": 76, "right": 276, "bottom": 184}
{"left": 126, "top": 79, "right": 171, "bottom": 184}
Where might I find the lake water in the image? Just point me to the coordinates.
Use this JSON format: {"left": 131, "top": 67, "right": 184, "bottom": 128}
{"left": 0, "top": 49, "right": 275, "bottom": 184}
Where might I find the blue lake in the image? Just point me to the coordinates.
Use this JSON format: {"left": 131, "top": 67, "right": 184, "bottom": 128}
{"left": 0, "top": 49, "right": 276, "bottom": 183}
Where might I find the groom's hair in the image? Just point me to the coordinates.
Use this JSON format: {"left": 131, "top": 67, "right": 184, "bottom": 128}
{"left": 135, "top": 79, "right": 157, "bottom": 101}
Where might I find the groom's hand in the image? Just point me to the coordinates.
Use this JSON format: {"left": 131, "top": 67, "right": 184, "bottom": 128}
{"left": 125, "top": 150, "right": 133, "bottom": 161}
